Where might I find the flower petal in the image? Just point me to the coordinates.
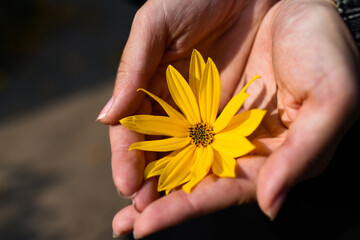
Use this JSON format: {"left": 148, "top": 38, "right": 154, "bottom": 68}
{"left": 179, "top": 173, "right": 192, "bottom": 185}
{"left": 138, "top": 88, "right": 188, "bottom": 124}
{"left": 182, "top": 146, "right": 213, "bottom": 193}
{"left": 212, "top": 131, "right": 254, "bottom": 158}
{"left": 144, "top": 155, "right": 172, "bottom": 179}
{"left": 163, "top": 173, "right": 193, "bottom": 195}
{"left": 213, "top": 75, "right": 261, "bottom": 133}
{"left": 211, "top": 150, "right": 236, "bottom": 178}
{"left": 129, "top": 137, "right": 189, "bottom": 152}
{"left": 220, "top": 109, "right": 266, "bottom": 136}
{"left": 189, "top": 49, "right": 205, "bottom": 100}
{"left": 158, "top": 145, "right": 196, "bottom": 191}
{"left": 144, "top": 150, "right": 181, "bottom": 179}
{"left": 120, "top": 115, "right": 188, "bottom": 137}
{"left": 240, "top": 75, "right": 261, "bottom": 94}
{"left": 213, "top": 92, "right": 249, "bottom": 133}
{"left": 189, "top": 146, "right": 212, "bottom": 177}
{"left": 199, "top": 58, "right": 221, "bottom": 123}
{"left": 186, "top": 147, "right": 203, "bottom": 178}
{"left": 167, "top": 65, "right": 201, "bottom": 123}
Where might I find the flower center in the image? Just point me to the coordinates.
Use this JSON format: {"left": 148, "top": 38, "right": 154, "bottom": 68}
{"left": 189, "top": 122, "right": 215, "bottom": 147}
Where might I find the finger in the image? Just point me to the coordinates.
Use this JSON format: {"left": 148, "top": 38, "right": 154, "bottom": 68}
{"left": 133, "top": 156, "right": 265, "bottom": 238}
{"left": 132, "top": 177, "right": 159, "bottom": 212}
{"left": 110, "top": 124, "right": 145, "bottom": 197}
{"left": 97, "top": 1, "right": 166, "bottom": 124}
{"left": 257, "top": 87, "right": 356, "bottom": 220}
{"left": 112, "top": 205, "right": 139, "bottom": 238}
{"left": 110, "top": 96, "right": 152, "bottom": 197}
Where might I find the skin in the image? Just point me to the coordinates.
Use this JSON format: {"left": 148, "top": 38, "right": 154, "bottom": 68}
{"left": 97, "top": 0, "right": 360, "bottom": 238}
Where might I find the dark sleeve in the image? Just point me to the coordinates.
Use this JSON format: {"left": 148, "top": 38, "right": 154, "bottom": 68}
{"left": 335, "top": 0, "right": 360, "bottom": 49}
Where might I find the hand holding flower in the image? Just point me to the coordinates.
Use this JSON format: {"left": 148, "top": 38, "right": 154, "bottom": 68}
{"left": 97, "top": 0, "right": 360, "bottom": 238}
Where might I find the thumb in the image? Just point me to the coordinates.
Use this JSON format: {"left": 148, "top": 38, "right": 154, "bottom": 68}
{"left": 97, "top": 3, "right": 165, "bottom": 124}
{"left": 257, "top": 87, "right": 356, "bottom": 220}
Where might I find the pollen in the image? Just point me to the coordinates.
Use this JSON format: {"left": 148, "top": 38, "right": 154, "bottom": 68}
{"left": 189, "top": 122, "right": 215, "bottom": 147}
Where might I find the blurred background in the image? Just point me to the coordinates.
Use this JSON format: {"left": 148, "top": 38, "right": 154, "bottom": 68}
{"left": 1, "top": 1, "right": 360, "bottom": 240}
{"left": 0, "top": 0, "right": 143, "bottom": 239}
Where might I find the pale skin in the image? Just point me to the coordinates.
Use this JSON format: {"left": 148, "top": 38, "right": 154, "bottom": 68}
{"left": 97, "top": 0, "right": 360, "bottom": 238}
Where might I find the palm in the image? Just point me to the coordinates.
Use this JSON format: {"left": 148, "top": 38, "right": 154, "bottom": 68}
{"left": 110, "top": 0, "right": 359, "bottom": 237}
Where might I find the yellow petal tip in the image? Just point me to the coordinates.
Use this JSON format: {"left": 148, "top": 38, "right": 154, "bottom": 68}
{"left": 192, "top": 49, "right": 200, "bottom": 54}
{"left": 128, "top": 143, "right": 136, "bottom": 151}
{"left": 167, "top": 64, "right": 175, "bottom": 71}
{"left": 182, "top": 187, "right": 191, "bottom": 194}
{"left": 137, "top": 88, "right": 147, "bottom": 93}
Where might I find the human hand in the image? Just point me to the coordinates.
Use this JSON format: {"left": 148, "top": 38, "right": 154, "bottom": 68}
{"left": 97, "top": 0, "right": 276, "bottom": 124}
{"left": 98, "top": 0, "right": 360, "bottom": 238}
{"left": 97, "top": 0, "right": 275, "bottom": 233}
{"left": 98, "top": 0, "right": 275, "bottom": 206}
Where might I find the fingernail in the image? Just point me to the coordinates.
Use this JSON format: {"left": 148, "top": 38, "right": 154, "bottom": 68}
{"left": 116, "top": 189, "right": 122, "bottom": 197}
{"left": 112, "top": 231, "right": 121, "bottom": 238}
{"left": 266, "top": 209, "right": 275, "bottom": 222}
{"left": 133, "top": 231, "right": 142, "bottom": 239}
{"left": 267, "top": 190, "right": 287, "bottom": 221}
{"left": 132, "top": 198, "right": 140, "bottom": 213}
{"left": 96, "top": 96, "right": 114, "bottom": 121}
{"left": 116, "top": 189, "right": 137, "bottom": 199}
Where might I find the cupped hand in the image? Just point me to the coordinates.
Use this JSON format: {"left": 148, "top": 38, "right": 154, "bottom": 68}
{"left": 99, "top": 0, "right": 360, "bottom": 238}
{"left": 98, "top": 0, "right": 276, "bottom": 124}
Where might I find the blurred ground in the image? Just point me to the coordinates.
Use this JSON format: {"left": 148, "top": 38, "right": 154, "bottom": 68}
{"left": 0, "top": 83, "right": 128, "bottom": 240}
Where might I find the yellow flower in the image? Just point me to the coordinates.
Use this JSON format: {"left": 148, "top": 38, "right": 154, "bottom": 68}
{"left": 120, "top": 49, "right": 266, "bottom": 194}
